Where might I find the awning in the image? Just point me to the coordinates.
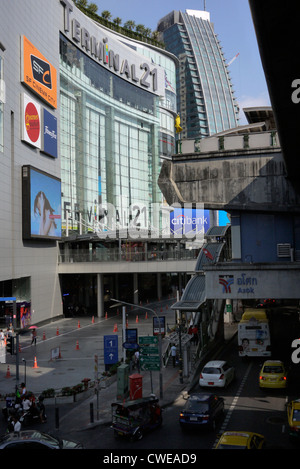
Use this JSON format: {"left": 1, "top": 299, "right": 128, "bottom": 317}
{"left": 171, "top": 274, "right": 206, "bottom": 312}
{"left": 194, "top": 242, "right": 224, "bottom": 271}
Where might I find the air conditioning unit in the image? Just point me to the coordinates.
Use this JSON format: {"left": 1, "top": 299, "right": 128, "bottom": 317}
{"left": 277, "top": 243, "right": 291, "bottom": 258}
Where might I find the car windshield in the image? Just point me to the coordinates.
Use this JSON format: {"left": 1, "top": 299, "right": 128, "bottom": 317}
{"left": 185, "top": 400, "right": 209, "bottom": 413}
{"left": 203, "top": 367, "right": 221, "bottom": 374}
{"left": 263, "top": 365, "right": 283, "bottom": 373}
{"left": 293, "top": 409, "right": 300, "bottom": 421}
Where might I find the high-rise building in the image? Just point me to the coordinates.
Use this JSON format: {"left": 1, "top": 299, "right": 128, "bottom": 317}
{"left": 157, "top": 10, "right": 239, "bottom": 139}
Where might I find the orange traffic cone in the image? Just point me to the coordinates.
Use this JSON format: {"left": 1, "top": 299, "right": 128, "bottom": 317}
{"left": 5, "top": 366, "right": 10, "bottom": 378}
{"left": 113, "top": 323, "right": 118, "bottom": 332}
{"left": 145, "top": 312, "right": 148, "bottom": 320}
{"left": 78, "top": 320, "right": 80, "bottom": 329}
{"left": 92, "top": 316, "right": 95, "bottom": 324}
{"left": 76, "top": 340, "right": 79, "bottom": 350}
{"left": 43, "top": 331, "right": 46, "bottom": 340}
{"left": 136, "top": 315, "right": 139, "bottom": 323}
{"left": 105, "top": 312, "right": 108, "bottom": 320}
{"left": 56, "top": 327, "right": 59, "bottom": 336}
{"left": 33, "top": 357, "right": 39, "bottom": 369}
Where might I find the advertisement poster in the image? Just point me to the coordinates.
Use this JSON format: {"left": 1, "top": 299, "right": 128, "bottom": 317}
{"left": 30, "top": 167, "right": 61, "bottom": 239}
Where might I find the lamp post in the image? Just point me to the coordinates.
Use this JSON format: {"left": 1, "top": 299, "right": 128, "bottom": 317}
{"left": 110, "top": 298, "right": 163, "bottom": 399}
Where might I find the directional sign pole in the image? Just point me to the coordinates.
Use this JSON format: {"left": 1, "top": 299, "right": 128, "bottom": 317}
{"left": 111, "top": 298, "right": 163, "bottom": 399}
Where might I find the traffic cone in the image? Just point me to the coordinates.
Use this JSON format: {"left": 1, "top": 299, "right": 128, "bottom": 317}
{"left": 105, "top": 312, "right": 108, "bottom": 320}
{"left": 145, "top": 312, "right": 148, "bottom": 320}
{"left": 76, "top": 340, "right": 79, "bottom": 350}
{"left": 92, "top": 316, "right": 95, "bottom": 324}
{"left": 43, "top": 331, "right": 46, "bottom": 340}
{"left": 33, "top": 357, "right": 39, "bottom": 369}
{"left": 5, "top": 366, "right": 10, "bottom": 378}
{"left": 136, "top": 315, "right": 139, "bottom": 323}
{"left": 113, "top": 323, "right": 118, "bottom": 332}
{"left": 78, "top": 320, "right": 80, "bottom": 329}
{"left": 56, "top": 327, "right": 59, "bottom": 336}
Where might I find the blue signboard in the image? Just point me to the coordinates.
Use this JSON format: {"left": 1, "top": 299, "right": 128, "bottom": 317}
{"left": 43, "top": 108, "right": 57, "bottom": 158}
{"left": 170, "top": 207, "right": 209, "bottom": 237}
{"left": 104, "top": 335, "right": 118, "bottom": 365}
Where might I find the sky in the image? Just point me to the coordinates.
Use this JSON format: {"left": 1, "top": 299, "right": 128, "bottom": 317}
{"left": 92, "top": 0, "right": 271, "bottom": 124}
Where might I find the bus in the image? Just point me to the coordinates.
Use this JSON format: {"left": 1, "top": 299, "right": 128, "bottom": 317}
{"left": 238, "top": 309, "right": 271, "bottom": 357}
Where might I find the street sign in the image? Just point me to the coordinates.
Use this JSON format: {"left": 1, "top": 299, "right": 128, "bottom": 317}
{"left": 140, "top": 354, "right": 160, "bottom": 371}
{"left": 104, "top": 335, "right": 118, "bottom": 365}
{"left": 153, "top": 316, "right": 165, "bottom": 335}
{"left": 139, "top": 335, "right": 160, "bottom": 371}
{"left": 139, "top": 335, "right": 158, "bottom": 345}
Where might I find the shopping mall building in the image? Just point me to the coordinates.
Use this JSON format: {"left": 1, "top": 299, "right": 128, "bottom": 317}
{"left": 0, "top": 0, "right": 192, "bottom": 327}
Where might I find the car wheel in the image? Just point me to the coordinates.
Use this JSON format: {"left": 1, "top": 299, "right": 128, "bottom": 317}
{"left": 133, "top": 428, "right": 143, "bottom": 441}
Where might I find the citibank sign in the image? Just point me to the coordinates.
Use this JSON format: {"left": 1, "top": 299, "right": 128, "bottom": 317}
{"left": 60, "top": 0, "right": 164, "bottom": 96}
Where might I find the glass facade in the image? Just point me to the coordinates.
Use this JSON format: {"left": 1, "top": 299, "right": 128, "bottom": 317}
{"left": 158, "top": 10, "right": 239, "bottom": 139}
{"left": 60, "top": 34, "right": 171, "bottom": 233}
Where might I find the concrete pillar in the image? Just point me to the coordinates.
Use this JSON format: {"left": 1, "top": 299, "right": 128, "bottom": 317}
{"left": 97, "top": 273, "right": 104, "bottom": 318}
{"left": 157, "top": 273, "right": 162, "bottom": 300}
{"left": 133, "top": 273, "right": 138, "bottom": 304}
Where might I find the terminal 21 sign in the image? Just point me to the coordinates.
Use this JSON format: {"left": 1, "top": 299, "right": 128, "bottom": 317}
{"left": 60, "top": 0, "right": 165, "bottom": 96}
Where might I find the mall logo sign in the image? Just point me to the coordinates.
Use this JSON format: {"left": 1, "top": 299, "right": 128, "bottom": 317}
{"left": 31, "top": 56, "right": 52, "bottom": 90}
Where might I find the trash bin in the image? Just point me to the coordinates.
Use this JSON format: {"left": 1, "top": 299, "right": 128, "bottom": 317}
{"left": 129, "top": 373, "right": 142, "bottom": 400}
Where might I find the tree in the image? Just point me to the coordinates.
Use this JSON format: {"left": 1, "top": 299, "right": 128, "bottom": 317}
{"left": 124, "top": 20, "right": 135, "bottom": 31}
{"left": 113, "top": 17, "right": 122, "bottom": 27}
{"left": 76, "top": 0, "right": 88, "bottom": 7}
{"left": 87, "top": 2, "right": 98, "bottom": 13}
{"left": 101, "top": 10, "right": 112, "bottom": 21}
{"left": 135, "top": 24, "right": 146, "bottom": 35}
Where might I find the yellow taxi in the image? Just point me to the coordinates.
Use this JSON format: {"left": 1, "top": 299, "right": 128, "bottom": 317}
{"left": 215, "top": 431, "right": 265, "bottom": 449}
{"left": 286, "top": 399, "right": 300, "bottom": 442}
{"left": 258, "top": 360, "right": 287, "bottom": 389}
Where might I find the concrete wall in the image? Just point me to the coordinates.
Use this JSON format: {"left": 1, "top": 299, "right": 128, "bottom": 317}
{"left": 1, "top": 0, "right": 62, "bottom": 323}
{"left": 159, "top": 146, "right": 300, "bottom": 213}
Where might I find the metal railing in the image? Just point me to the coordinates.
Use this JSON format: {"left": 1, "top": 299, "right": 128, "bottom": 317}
{"left": 58, "top": 248, "right": 199, "bottom": 264}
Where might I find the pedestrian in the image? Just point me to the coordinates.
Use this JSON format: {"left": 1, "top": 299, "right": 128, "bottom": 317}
{"left": 171, "top": 344, "right": 177, "bottom": 367}
{"left": 31, "top": 328, "right": 37, "bottom": 345}
{"left": 22, "top": 395, "right": 31, "bottom": 412}
{"left": 134, "top": 350, "right": 140, "bottom": 373}
{"left": 20, "top": 382, "right": 26, "bottom": 400}
{"left": 37, "top": 396, "right": 46, "bottom": 423}
{"left": 12, "top": 417, "right": 21, "bottom": 434}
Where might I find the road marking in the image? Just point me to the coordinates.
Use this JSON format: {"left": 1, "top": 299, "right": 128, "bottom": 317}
{"left": 213, "top": 361, "right": 253, "bottom": 448}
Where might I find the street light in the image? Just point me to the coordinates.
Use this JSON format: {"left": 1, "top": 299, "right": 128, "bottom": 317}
{"left": 110, "top": 298, "right": 163, "bottom": 399}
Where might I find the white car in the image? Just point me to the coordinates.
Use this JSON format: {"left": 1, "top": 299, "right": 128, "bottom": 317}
{"left": 199, "top": 360, "right": 235, "bottom": 388}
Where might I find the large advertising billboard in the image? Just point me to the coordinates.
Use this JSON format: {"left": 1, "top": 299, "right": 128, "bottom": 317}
{"left": 21, "top": 35, "right": 57, "bottom": 108}
{"left": 22, "top": 166, "right": 61, "bottom": 240}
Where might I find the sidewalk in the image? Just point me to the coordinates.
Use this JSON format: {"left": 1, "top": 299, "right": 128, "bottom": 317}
{"left": 57, "top": 322, "right": 238, "bottom": 432}
{"left": 0, "top": 308, "right": 237, "bottom": 433}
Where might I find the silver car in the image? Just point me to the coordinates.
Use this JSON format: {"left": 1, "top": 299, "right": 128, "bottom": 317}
{"left": 199, "top": 360, "right": 235, "bottom": 388}
{"left": 0, "top": 430, "right": 83, "bottom": 449}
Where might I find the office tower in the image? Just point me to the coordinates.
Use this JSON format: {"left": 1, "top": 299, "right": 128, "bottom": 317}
{"left": 157, "top": 10, "right": 239, "bottom": 138}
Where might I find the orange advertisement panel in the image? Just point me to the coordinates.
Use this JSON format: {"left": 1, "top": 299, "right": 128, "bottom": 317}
{"left": 22, "top": 35, "right": 57, "bottom": 109}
